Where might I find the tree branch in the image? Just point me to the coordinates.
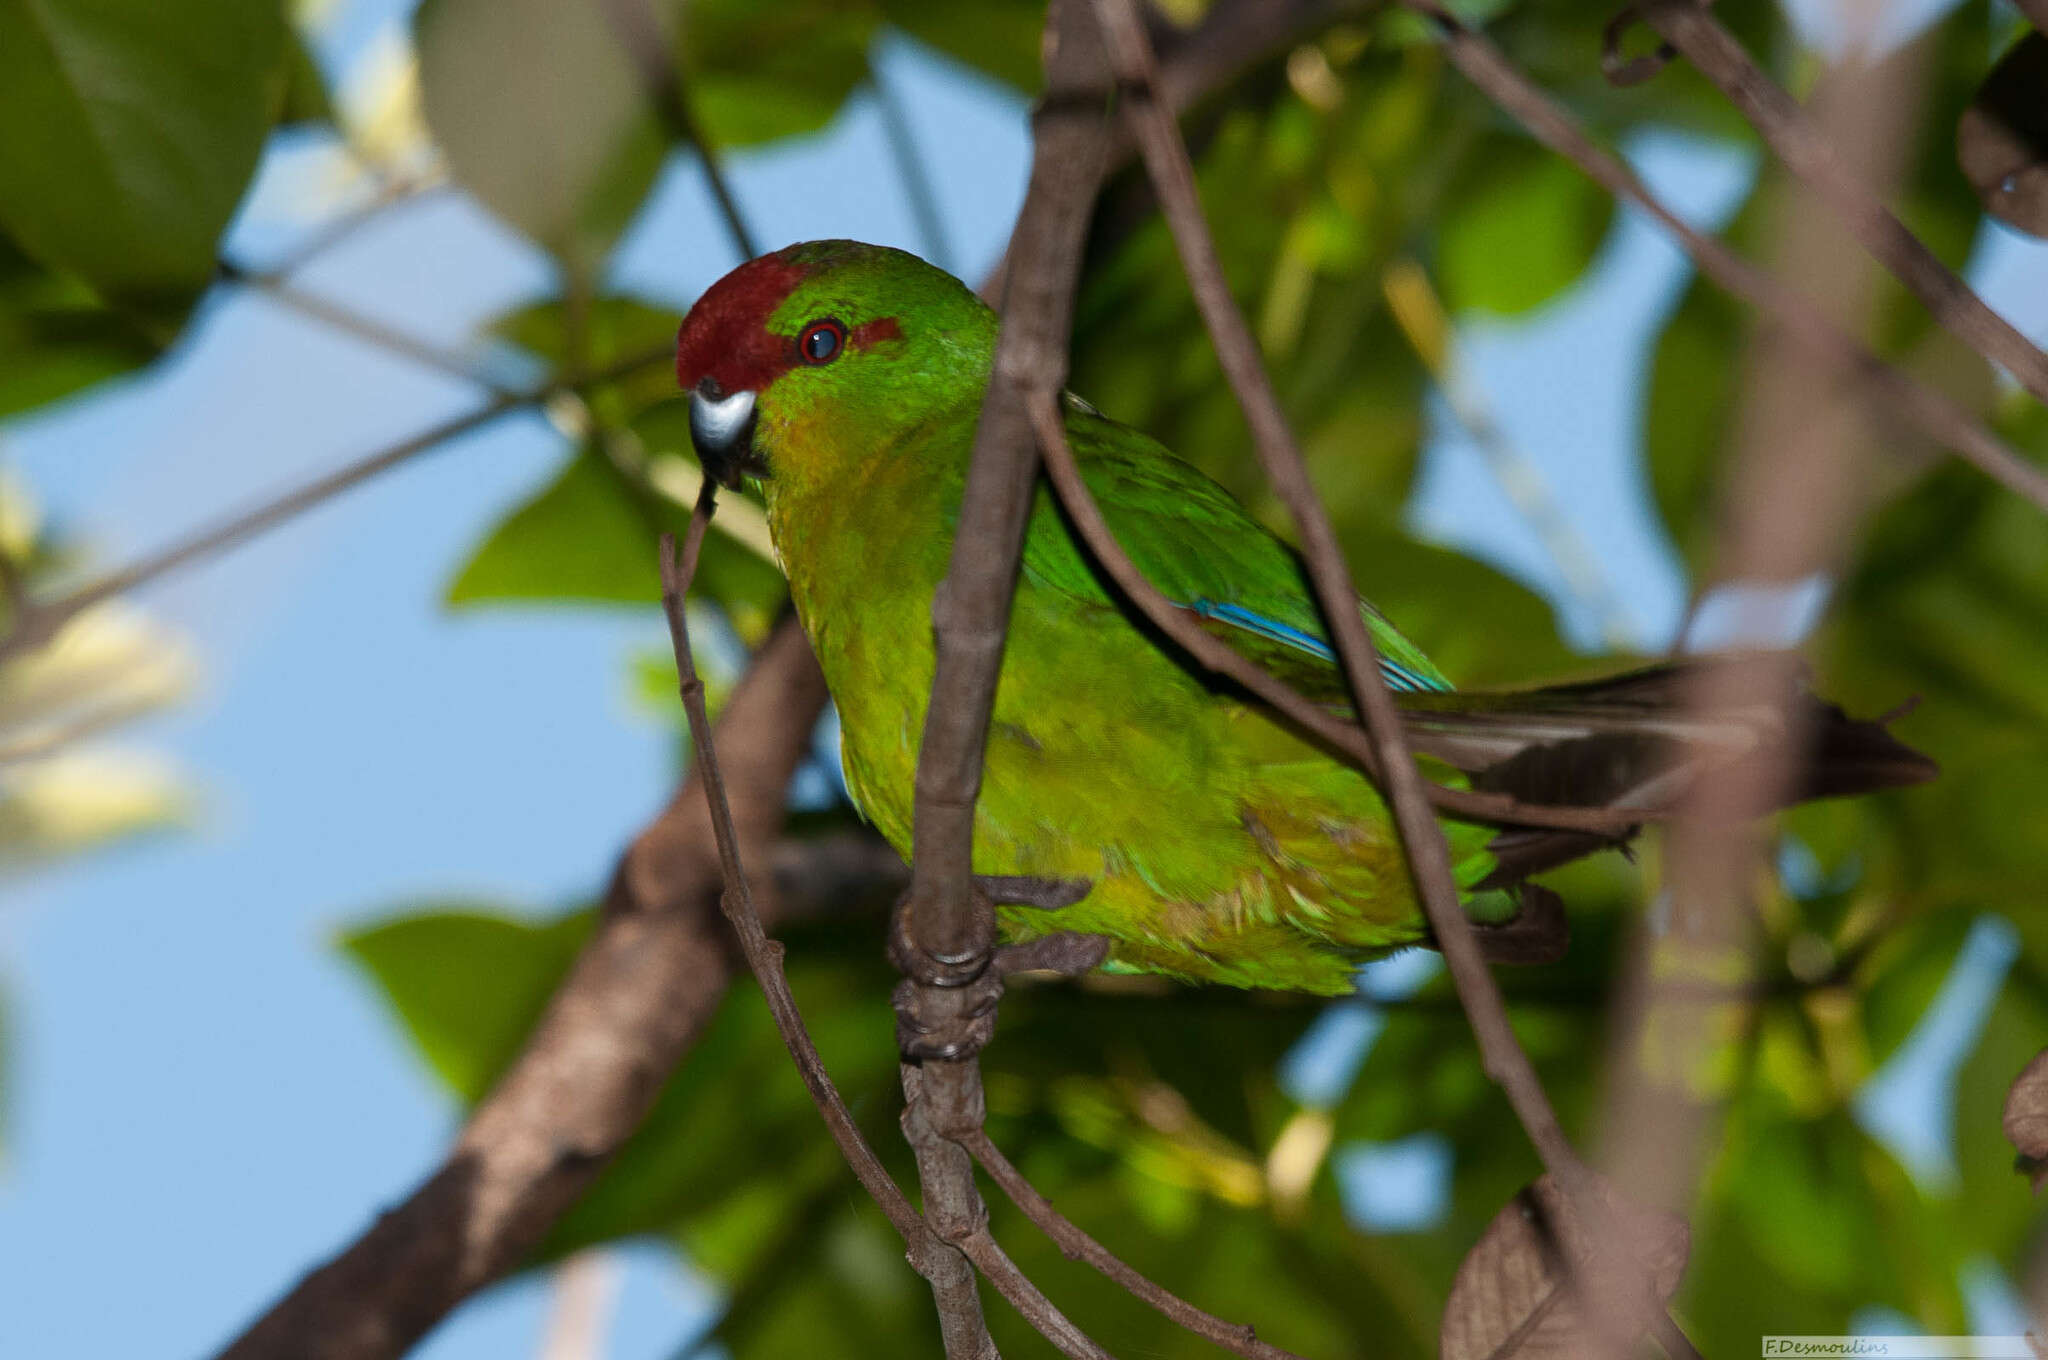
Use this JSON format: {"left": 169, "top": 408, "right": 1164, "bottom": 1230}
{"left": 895, "top": 5, "right": 1116, "bottom": 1356}
{"left": 1401, "top": 0, "right": 2048, "bottom": 516}
{"left": 217, "top": 611, "right": 827, "bottom": 1360}
{"left": 1635, "top": 0, "right": 2048, "bottom": 407}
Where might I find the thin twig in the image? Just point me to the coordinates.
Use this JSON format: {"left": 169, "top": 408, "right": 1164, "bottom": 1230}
{"left": 658, "top": 505, "right": 925, "bottom": 1237}
{"left": 260, "top": 175, "right": 448, "bottom": 282}
{"left": 965, "top": 1128, "right": 1304, "bottom": 1360}
{"left": 871, "top": 62, "right": 955, "bottom": 275}
{"left": 218, "top": 259, "right": 515, "bottom": 392}
{"left": 1401, "top": 0, "right": 2048, "bottom": 515}
{"left": 957, "top": 1230, "right": 1116, "bottom": 1360}
{"left": 0, "top": 342, "right": 675, "bottom": 665}
{"left": 1636, "top": 0, "right": 2048, "bottom": 407}
{"left": 661, "top": 510, "right": 1006, "bottom": 1355}
{"left": 1597, "top": 34, "right": 1928, "bottom": 1343}
{"left": 597, "top": 0, "right": 758, "bottom": 261}
{"left": 1090, "top": 3, "right": 1701, "bottom": 1355}
{"left": 1091, "top": 0, "right": 1582, "bottom": 1188}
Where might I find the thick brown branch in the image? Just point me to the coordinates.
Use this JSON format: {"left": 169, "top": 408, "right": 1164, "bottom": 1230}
{"left": 1636, "top": 0, "right": 2048, "bottom": 407}
{"left": 1402, "top": 1, "right": 2048, "bottom": 516}
{"left": 217, "top": 612, "right": 827, "bottom": 1360}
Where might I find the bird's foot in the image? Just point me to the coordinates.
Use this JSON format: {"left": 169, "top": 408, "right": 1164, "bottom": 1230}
{"left": 888, "top": 875, "right": 1103, "bottom": 1062}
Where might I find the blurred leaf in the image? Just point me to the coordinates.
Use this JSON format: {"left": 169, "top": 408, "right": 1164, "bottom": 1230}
{"left": 341, "top": 907, "right": 596, "bottom": 1103}
{"left": 0, "top": 0, "right": 287, "bottom": 322}
{"left": 1954, "top": 968, "right": 2048, "bottom": 1260}
{"left": 416, "top": 0, "right": 667, "bottom": 267}
{"left": 277, "top": 30, "right": 334, "bottom": 127}
{"left": 1434, "top": 136, "right": 1614, "bottom": 317}
{"left": 0, "top": 230, "right": 159, "bottom": 418}
{"left": 1643, "top": 275, "right": 1744, "bottom": 576}
{"left": 1441, "top": 1172, "right": 1688, "bottom": 1360}
{"left": 880, "top": 0, "right": 1044, "bottom": 92}
{"left": 490, "top": 293, "right": 679, "bottom": 421}
{"left": 683, "top": 0, "right": 876, "bottom": 148}
{"left": 1687, "top": 1107, "right": 1966, "bottom": 1353}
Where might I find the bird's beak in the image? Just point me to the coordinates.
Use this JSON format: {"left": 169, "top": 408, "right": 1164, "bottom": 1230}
{"left": 688, "top": 383, "right": 764, "bottom": 489}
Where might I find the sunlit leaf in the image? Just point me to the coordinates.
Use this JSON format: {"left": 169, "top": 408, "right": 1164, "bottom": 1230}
{"left": 444, "top": 446, "right": 783, "bottom": 631}
{"left": 416, "top": 0, "right": 667, "bottom": 267}
{"left": 341, "top": 907, "right": 596, "bottom": 1104}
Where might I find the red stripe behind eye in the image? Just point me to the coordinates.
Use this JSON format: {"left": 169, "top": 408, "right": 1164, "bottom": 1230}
{"left": 850, "top": 317, "right": 902, "bottom": 348}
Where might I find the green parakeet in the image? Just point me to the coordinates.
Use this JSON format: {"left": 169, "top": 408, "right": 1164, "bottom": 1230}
{"left": 674, "top": 240, "right": 1933, "bottom": 995}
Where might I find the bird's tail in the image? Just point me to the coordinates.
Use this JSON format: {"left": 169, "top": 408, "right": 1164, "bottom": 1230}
{"left": 1392, "top": 654, "right": 1937, "bottom": 885}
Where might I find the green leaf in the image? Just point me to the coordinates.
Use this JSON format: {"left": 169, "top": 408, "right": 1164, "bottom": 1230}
{"left": 415, "top": 0, "right": 668, "bottom": 267}
{"left": 276, "top": 30, "right": 333, "bottom": 127}
{"left": 444, "top": 445, "right": 783, "bottom": 630}
{"left": 880, "top": 0, "right": 1044, "bottom": 92}
{"left": 0, "top": 0, "right": 287, "bottom": 322}
{"left": 683, "top": 0, "right": 877, "bottom": 148}
{"left": 490, "top": 294, "right": 680, "bottom": 423}
{"left": 341, "top": 907, "right": 596, "bottom": 1104}
{"left": 1643, "top": 276, "right": 1744, "bottom": 575}
{"left": 1434, "top": 137, "right": 1614, "bottom": 317}
{"left": 0, "top": 230, "right": 158, "bottom": 417}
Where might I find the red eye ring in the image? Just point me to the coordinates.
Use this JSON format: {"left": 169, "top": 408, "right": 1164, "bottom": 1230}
{"left": 798, "top": 318, "right": 846, "bottom": 365}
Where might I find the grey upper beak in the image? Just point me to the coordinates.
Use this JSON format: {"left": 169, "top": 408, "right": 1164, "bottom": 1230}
{"left": 689, "top": 386, "right": 760, "bottom": 489}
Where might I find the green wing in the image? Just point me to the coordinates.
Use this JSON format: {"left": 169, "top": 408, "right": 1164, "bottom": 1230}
{"left": 1021, "top": 396, "right": 1450, "bottom": 696}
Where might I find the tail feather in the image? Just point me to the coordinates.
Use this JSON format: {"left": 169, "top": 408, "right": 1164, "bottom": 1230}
{"left": 1393, "top": 654, "right": 1937, "bottom": 888}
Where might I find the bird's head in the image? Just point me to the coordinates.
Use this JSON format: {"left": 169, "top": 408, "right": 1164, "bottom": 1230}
{"left": 674, "top": 240, "right": 994, "bottom": 494}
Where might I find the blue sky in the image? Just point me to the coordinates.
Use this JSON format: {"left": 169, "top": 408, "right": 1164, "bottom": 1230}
{"left": 2, "top": 2, "right": 2046, "bottom": 1357}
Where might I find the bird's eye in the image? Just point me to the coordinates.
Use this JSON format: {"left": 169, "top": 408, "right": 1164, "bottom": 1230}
{"left": 798, "top": 319, "right": 845, "bottom": 365}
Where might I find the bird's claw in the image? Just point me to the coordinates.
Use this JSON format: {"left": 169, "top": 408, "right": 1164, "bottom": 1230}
{"left": 994, "top": 931, "right": 1110, "bottom": 978}
{"left": 974, "top": 873, "right": 1093, "bottom": 910}
{"left": 888, "top": 875, "right": 1104, "bottom": 1061}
